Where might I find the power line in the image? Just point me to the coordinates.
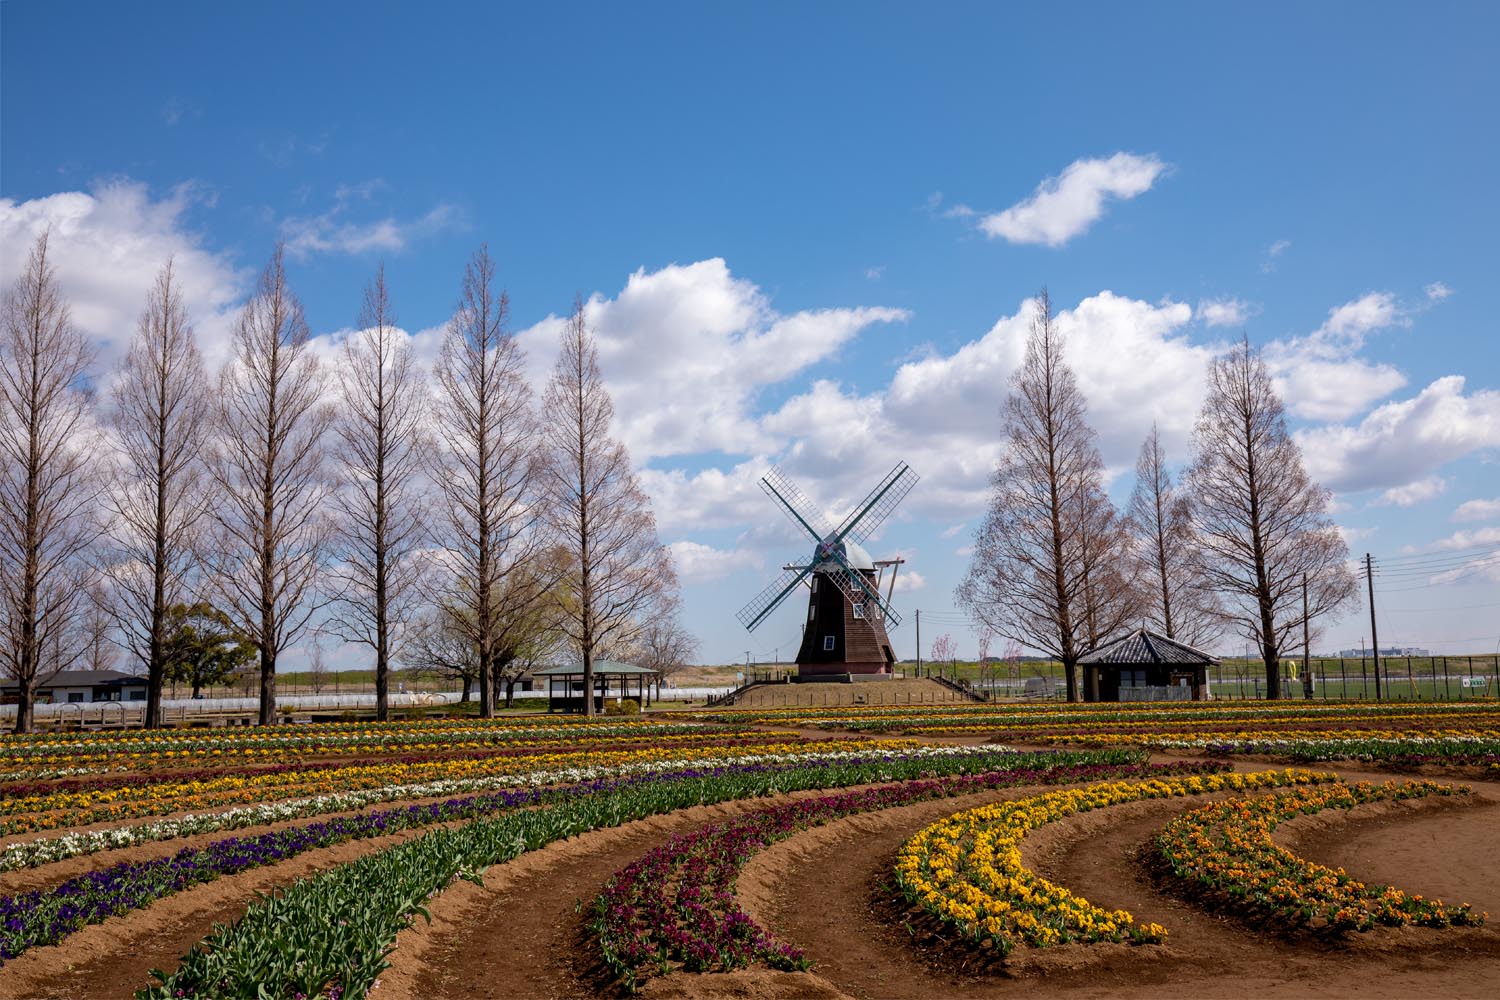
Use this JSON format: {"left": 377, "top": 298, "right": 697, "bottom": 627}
{"left": 1375, "top": 541, "right": 1500, "bottom": 565}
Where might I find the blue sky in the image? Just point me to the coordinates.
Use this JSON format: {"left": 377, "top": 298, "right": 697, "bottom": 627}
{"left": 3, "top": 1, "right": 1498, "bottom": 665}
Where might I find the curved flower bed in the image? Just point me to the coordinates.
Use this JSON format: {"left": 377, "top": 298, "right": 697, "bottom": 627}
{"left": 134, "top": 749, "right": 1160, "bottom": 999}
{"left": 892, "top": 769, "right": 1335, "bottom": 955}
{"left": 588, "top": 759, "right": 1226, "bottom": 992}
{"left": 1154, "top": 778, "right": 1485, "bottom": 933}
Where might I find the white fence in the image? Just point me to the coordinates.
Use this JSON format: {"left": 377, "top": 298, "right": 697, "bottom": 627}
{"left": 1118, "top": 685, "right": 1193, "bottom": 702}
{"left": 0, "top": 691, "right": 465, "bottom": 727}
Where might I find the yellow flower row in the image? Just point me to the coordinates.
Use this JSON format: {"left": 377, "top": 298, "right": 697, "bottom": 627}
{"left": 893, "top": 768, "right": 1338, "bottom": 954}
{"left": 0, "top": 717, "right": 703, "bottom": 768}
{"left": 0, "top": 727, "right": 772, "bottom": 780}
{"left": 1033, "top": 727, "right": 1500, "bottom": 747}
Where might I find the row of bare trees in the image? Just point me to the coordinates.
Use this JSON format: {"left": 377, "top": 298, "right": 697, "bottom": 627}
{"left": 958, "top": 290, "right": 1358, "bottom": 702}
{"left": 0, "top": 233, "right": 683, "bottom": 732}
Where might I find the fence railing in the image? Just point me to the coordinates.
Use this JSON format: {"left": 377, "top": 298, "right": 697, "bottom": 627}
{"left": 0, "top": 691, "right": 466, "bottom": 729}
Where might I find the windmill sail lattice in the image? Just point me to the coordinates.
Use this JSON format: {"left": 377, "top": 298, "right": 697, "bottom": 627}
{"left": 737, "top": 461, "right": 918, "bottom": 678}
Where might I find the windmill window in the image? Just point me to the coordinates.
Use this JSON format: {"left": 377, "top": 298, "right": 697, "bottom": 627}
{"left": 810, "top": 577, "right": 818, "bottom": 593}
{"left": 852, "top": 602, "right": 865, "bottom": 619}
{"left": 808, "top": 605, "right": 815, "bottom": 621}
{"left": 823, "top": 635, "right": 835, "bottom": 651}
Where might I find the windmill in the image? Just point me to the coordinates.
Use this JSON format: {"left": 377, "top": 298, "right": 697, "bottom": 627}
{"left": 737, "top": 462, "right": 918, "bottom": 678}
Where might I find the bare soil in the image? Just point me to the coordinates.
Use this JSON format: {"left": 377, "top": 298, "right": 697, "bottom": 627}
{"left": 734, "top": 767, "right": 1500, "bottom": 1000}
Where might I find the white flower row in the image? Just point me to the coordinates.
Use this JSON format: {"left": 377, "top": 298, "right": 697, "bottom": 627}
{"left": 0, "top": 743, "right": 1008, "bottom": 872}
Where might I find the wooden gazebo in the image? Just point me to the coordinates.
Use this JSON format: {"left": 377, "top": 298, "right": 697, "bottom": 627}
{"left": 535, "top": 660, "right": 658, "bottom": 714}
{"left": 1078, "top": 629, "right": 1218, "bottom": 702}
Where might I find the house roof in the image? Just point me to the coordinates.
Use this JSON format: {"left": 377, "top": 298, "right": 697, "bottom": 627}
{"left": 532, "top": 660, "right": 658, "bottom": 677}
{"left": 0, "top": 669, "right": 146, "bottom": 691}
{"left": 1078, "top": 629, "right": 1220, "bottom": 666}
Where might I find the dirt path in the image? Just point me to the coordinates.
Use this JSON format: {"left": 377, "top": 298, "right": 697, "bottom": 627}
{"left": 1288, "top": 795, "right": 1500, "bottom": 917}
{"left": 374, "top": 790, "right": 885, "bottom": 1000}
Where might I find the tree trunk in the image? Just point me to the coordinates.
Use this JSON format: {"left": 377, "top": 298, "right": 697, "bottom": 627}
{"left": 13, "top": 675, "right": 36, "bottom": 734}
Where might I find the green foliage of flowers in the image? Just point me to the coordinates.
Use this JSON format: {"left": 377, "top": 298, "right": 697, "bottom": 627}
{"left": 138, "top": 748, "right": 1143, "bottom": 999}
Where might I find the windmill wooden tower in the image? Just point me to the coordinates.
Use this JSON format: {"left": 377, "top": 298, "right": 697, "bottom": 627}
{"left": 737, "top": 462, "right": 918, "bottom": 678}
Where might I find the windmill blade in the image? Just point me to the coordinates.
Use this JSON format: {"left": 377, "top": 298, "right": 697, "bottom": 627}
{"left": 736, "top": 564, "right": 814, "bottom": 632}
{"left": 823, "top": 549, "right": 903, "bottom": 629}
{"left": 760, "top": 467, "right": 834, "bottom": 543}
{"left": 835, "top": 461, "right": 919, "bottom": 546}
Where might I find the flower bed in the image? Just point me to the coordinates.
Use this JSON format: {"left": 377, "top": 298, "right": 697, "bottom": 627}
{"left": 0, "top": 741, "right": 973, "bottom": 872}
{"left": 892, "top": 769, "right": 1335, "bottom": 956}
{"left": 0, "top": 717, "right": 733, "bottom": 773}
{"left": 1153, "top": 778, "right": 1484, "bottom": 933}
{"left": 589, "top": 759, "right": 1227, "bottom": 992}
{"left": 0, "top": 736, "right": 913, "bottom": 837}
{"left": 134, "top": 748, "right": 1157, "bottom": 999}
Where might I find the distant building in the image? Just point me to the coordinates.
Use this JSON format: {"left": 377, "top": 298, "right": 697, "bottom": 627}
{"left": 0, "top": 670, "right": 149, "bottom": 705}
{"left": 1336, "top": 646, "right": 1431, "bottom": 658}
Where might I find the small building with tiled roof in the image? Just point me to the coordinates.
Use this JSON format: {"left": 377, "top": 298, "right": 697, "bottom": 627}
{"left": 1078, "top": 629, "right": 1218, "bottom": 702}
{"left": 0, "top": 669, "right": 148, "bottom": 705}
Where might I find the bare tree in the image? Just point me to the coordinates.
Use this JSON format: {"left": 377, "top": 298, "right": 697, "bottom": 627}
{"left": 405, "top": 609, "right": 479, "bottom": 702}
{"left": 1186, "top": 337, "right": 1358, "bottom": 698}
{"left": 1127, "top": 424, "right": 1222, "bottom": 649}
{"left": 326, "top": 265, "right": 427, "bottom": 720}
{"left": 491, "top": 546, "right": 570, "bottom": 709}
{"left": 428, "top": 246, "right": 545, "bottom": 718}
{"left": 540, "top": 297, "right": 677, "bottom": 717}
{"left": 99, "top": 260, "right": 212, "bottom": 725}
{"left": 307, "top": 638, "right": 327, "bottom": 694}
{"left": 633, "top": 597, "right": 699, "bottom": 697}
{"left": 82, "top": 582, "right": 117, "bottom": 673}
{"left": 0, "top": 232, "right": 101, "bottom": 732}
{"left": 207, "top": 246, "right": 333, "bottom": 725}
{"left": 956, "top": 290, "right": 1134, "bottom": 702}
{"left": 930, "top": 633, "right": 955, "bottom": 665}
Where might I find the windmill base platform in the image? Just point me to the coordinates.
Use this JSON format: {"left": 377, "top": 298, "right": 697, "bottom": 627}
{"left": 793, "top": 666, "right": 895, "bottom": 683}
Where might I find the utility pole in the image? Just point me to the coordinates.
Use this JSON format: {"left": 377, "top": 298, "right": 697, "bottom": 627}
{"left": 1365, "top": 553, "right": 1382, "bottom": 700}
{"left": 915, "top": 609, "right": 922, "bottom": 678}
{"left": 1302, "top": 572, "right": 1311, "bottom": 700}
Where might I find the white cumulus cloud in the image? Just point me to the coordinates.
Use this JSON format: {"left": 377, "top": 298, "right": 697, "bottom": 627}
{"left": 516, "top": 258, "right": 909, "bottom": 465}
{"left": 1452, "top": 498, "right": 1500, "bottom": 522}
{"left": 1296, "top": 376, "right": 1500, "bottom": 494}
{"left": 0, "top": 180, "right": 248, "bottom": 370}
{"left": 1265, "top": 291, "right": 1408, "bottom": 421}
{"left": 1374, "top": 476, "right": 1447, "bottom": 507}
{"left": 1197, "top": 297, "right": 1251, "bottom": 327}
{"left": 279, "top": 183, "right": 460, "bottom": 258}
{"left": 978, "top": 153, "right": 1168, "bottom": 247}
{"left": 667, "top": 541, "right": 764, "bottom": 584}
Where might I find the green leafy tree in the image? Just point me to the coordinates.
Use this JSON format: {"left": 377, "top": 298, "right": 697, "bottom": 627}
{"left": 162, "top": 602, "right": 256, "bottom": 699}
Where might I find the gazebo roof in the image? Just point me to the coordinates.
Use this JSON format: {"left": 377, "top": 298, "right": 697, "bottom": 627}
{"left": 1078, "top": 629, "right": 1219, "bottom": 666}
{"left": 532, "top": 660, "right": 658, "bottom": 677}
